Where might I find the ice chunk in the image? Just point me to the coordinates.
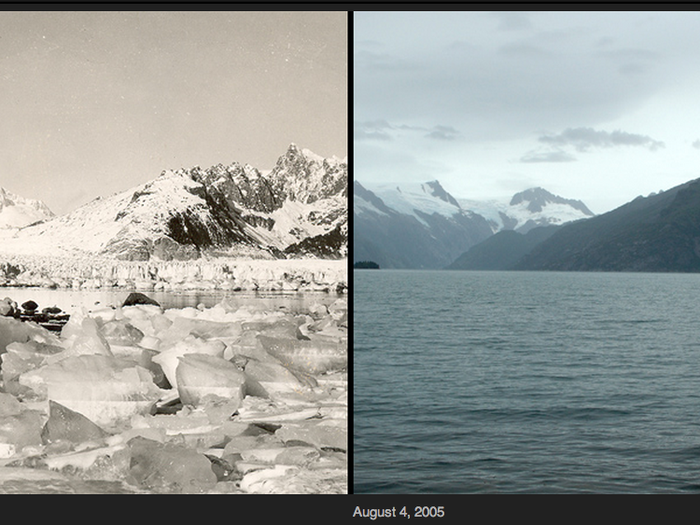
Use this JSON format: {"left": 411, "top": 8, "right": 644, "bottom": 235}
{"left": 41, "top": 400, "right": 109, "bottom": 445}
{"left": 63, "top": 318, "right": 113, "bottom": 358}
{"left": 276, "top": 419, "right": 347, "bottom": 451}
{"left": 242, "top": 317, "right": 306, "bottom": 340}
{"left": 242, "top": 357, "right": 317, "bottom": 399}
{"left": 125, "top": 436, "right": 218, "bottom": 493}
{"left": 19, "top": 355, "right": 165, "bottom": 430}
{"left": 101, "top": 320, "right": 144, "bottom": 346}
{"left": 0, "top": 392, "right": 23, "bottom": 418}
{"left": 276, "top": 446, "right": 321, "bottom": 466}
{"left": 239, "top": 464, "right": 297, "bottom": 493}
{"left": 0, "top": 467, "right": 79, "bottom": 493}
{"left": 0, "top": 316, "right": 51, "bottom": 355}
{"left": 1, "top": 340, "right": 64, "bottom": 384}
{"left": 256, "top": 335, "right": 347, "bottom": 375}
{"left": 169, "top": 316, "right": 243, "bottom": 341}
{"left": 152, "top": 335, "right": 226, "bottom": 390}
{"left": 175, "top": 353, "right": 246, "bottom": 409}
{"left": 0, "top": 410, "right": 44, "bottom": 457}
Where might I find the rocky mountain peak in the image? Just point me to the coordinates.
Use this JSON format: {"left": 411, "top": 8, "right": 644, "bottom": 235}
{"left": 0, "top": 186, "right": 55, "bottom": 229}
{"left": 510, "top": 187, "right": 594, "bottom": 216}
{"left": 423, "top": 180, "right": 461, "bottom": 208}
{"left": 0, "top": 146, "right": 346, "bottom": 261}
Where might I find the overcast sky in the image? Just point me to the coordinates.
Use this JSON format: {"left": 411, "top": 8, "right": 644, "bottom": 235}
{"left": 1, "top": 11, "right": 346, "bottom": 216}
{"left": 354, "top": 11, "right": 700, "bottom": 215}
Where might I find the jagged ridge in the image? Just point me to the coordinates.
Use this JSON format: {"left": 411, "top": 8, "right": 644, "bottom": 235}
{"left": 0, "top": 145, "right": 347, "bottom": 262}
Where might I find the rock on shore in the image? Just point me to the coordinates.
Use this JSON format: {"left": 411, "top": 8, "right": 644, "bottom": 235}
{"left": 0, "top": 293, "right": 347, "bottom": 493}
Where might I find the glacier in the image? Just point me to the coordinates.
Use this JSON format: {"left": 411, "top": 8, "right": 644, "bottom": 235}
{"left": 0, "top": 255, "right": 347, "bottom": 294}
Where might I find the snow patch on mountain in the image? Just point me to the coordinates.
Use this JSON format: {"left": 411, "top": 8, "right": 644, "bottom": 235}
{"left": 361, "top": 180, "right": 463, "bottom": 227}
{"left": 459, "top": 187, "right": 594, "bottom": 233}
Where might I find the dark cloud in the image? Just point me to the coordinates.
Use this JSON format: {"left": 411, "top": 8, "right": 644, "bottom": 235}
{"left": 520, "top": 149, "right": 577, "bottom": 163}
{"left": 693, "top": 139, "right": 700, "bottom": 150}
{"left": 425, "top": 125, "right": 460, "bottom": 141}
{"left": 538, "top": 127, "right": 665, "bottom": 152}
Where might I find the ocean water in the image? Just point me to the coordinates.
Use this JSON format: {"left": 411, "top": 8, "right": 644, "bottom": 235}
{"left": 353, "top": 270, "right": 700, "bottom": 493}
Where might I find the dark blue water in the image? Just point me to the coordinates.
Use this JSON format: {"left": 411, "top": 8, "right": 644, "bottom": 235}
{"left": 353, "top": 270, "right": 700, "bottom": 493}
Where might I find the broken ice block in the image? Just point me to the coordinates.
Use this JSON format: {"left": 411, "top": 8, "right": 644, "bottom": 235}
{"left": 152, "top": 335, "right": 226, "bottom": 390}
{"left": 175, "top": 353, "right": 246, "bottom": 410}
{"left": 101, "top": 320, "right": 144, "bottom": 346}
{"left": 242, "top": 357, "right": 317, "bottom": 398}
{"left": 242, "top": 317, "right": 307, "bottom": 340}
{"left": 256, "top": 335, "right": 347, "bottom": 375}
{"left": 0, "top": 392, "right": 23, "bottom": 419}
{"left": 1, "top": 340, "right": 64, "bottom": 385}
{"left": 0, "top": 410, "right": 44, "bottom": 457}
{"left": 276, "top": 419, "right": 347, "bottom": 450}
{"left": 41, "top": 400, "right": 109, "bottom": 445}
{"left": 64, "top": 318, "right": 113, "bottom": 358}
{"left": 126, "top": 436, "right": 218, "bottom": 493}
{"left": 19, "top": 355, "right": 165, "bottom": 430}
{"left": 0, "top": 316, "right": 51, "bottom": 355}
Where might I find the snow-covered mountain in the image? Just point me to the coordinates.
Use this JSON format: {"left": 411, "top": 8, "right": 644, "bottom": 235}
{"left": 0, "top": 144, "right": 347, "bottom": 261}
{"left": 353, "top": 180, "right": 493, "bottom": 269}
{"left": 0, "top": 187, "right": 54, "bottom": 229}
{"left": 459, "top": 187, "right": 595, "bottom": 234}
{"left": 353, "top": 180, "right": 594, "bottom": 269}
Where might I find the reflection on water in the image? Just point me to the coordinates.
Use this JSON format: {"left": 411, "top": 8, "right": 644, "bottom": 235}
{"left": 0, "top": 287, "right": 343, "bottom": 315}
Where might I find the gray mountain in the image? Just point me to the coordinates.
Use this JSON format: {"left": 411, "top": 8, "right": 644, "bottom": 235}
{"left": 514, "top": 178, "right": 700, "bottom": 272}
{"left": 353, "top": 180, "right": 493, "bottom": 269}
{"left": 447, "top": 225, "right": 561, "bottom": 270}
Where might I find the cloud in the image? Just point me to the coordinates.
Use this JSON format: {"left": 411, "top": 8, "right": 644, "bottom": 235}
{"left": 538, "top": 127, "right": 665, "bottom": 152}
{"left": 355, "top": 120, "right": 460, "bottom": 142}
{"left": 693, "top": 139, "right": 700, "bottom": 149}
{"left": 425, "top": 125, "right": 460, "bottom": 141}
{"left": 354, "top": 120, "right": 394, "bottom": 141}
{"left": 520, "top": 148, "right": 577, "bottom": 163}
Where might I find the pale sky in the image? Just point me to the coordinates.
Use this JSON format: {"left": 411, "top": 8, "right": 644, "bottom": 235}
{"left": 1, "top": 11, "right": 347, "bottom": 216}
{"left": 354, "top": 11, "right": 700, "bottom": 215}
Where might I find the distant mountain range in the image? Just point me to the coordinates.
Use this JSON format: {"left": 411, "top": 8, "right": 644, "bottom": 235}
{"left": 353, "top": 181, "right": 593, "bottom": 269}
{"left": 0, "top": 144, "right": 347, "bottom": 261}
{"left": 449, "top": 178, "right": 700, "bottom": 272}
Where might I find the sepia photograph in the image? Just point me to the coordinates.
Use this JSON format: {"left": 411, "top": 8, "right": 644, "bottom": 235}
{"left": 0, "top": 10, "right": 347, "bottom": 494}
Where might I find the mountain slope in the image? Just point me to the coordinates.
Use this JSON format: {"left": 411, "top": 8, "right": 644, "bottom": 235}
{"left": 514, "top": 179, "right": 700, "bottom": 272}
{"left": 447, "top": 225, "right": 561, "bottom": 270}
{"left": 459, "top": 187, "right": 594, "bottom": 234}
{"left": 0, "top": 145, "right": 347, "bottom": 261}
{"left": 0, "top": 187, "right": 54, "bottom": 229}
{"left": 353, "top": 180, "right": 493, "bottom": 269}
